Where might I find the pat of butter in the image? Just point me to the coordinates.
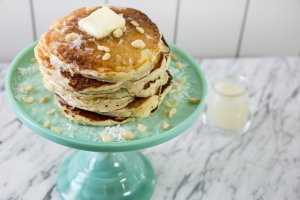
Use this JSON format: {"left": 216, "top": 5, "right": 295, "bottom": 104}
{"left": 78, "top": 7, "right": 125, "bottom": 39}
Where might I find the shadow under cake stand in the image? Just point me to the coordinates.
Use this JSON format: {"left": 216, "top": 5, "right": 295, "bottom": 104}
{"left": 6, "top": 42, "right": 207, "bottom": 200}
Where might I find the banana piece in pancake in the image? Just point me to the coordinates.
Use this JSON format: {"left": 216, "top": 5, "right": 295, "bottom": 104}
{"left": 56, "top": 96, "right": 133, "bottom": 126}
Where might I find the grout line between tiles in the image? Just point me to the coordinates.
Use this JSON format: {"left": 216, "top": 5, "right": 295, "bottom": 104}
{"left": 235, "top": 0, "right": 251, "bottom": 58}
{"left": 173, "top": 0, "right": 181, "bottom": 44}
{"left": 29, "top": 0, "right": 37, "bottom": 41}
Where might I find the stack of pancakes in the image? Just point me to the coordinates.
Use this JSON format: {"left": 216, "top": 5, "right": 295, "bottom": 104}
{"left": 35, "top": 6, "right": 172, "bottom": 126}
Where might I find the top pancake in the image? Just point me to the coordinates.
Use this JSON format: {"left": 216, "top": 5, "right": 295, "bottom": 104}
{"left": 41, "top": 6, "right": 168, "bottom": 82}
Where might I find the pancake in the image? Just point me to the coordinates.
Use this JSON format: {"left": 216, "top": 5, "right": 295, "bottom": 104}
{"left": 35, "top": 6, "right": 172, "bottom": 126}
{"left": 43, "top": 77, "right": 131, "bottom": 99}
{"left": 56, "top": 95, "right": 133, "bottom": 126}
{"left": 98, "top": 81, "right": 172, "bottom": 118}
{"left": 36, "top": 43, "right": 169, "bottom": 95}
{"left": 39, "top": 6, "right": 169, "bottom": 82}
{"left": 40, "top": 61, "right": 170, "bottom": 97}
{"left": 55, "top": 78, "right": 172, "bottom": 124}
{"left": 49, "top": 71, "right": 171, "bottom": 113}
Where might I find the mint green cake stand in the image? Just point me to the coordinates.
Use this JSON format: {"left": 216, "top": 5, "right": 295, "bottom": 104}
{"left": 6, "top": 42, "right": 207, "bottom": 200}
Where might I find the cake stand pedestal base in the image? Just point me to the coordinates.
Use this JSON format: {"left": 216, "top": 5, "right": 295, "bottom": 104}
{"left": 57, "top": 151, "right": 155, "bottom": 200}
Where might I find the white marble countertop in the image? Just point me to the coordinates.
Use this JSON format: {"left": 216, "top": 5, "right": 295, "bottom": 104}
{"left": 1, "top": 57, "right": 300, "bottom": 200}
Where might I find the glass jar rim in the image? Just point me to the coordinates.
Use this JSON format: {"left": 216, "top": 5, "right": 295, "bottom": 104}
{"left": 211, "top": 75, "right": 248, "bottom": 97}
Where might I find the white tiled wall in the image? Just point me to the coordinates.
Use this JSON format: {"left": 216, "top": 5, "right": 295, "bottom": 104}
{"left": 177, "top": 0, "right": 247, "bottom": 58}
{"left": 0, "top": 0, "right": 34, "bottom": 62}
{"left": 0, "top": 0, "right": 300, "bottom": 61}
{"left": 33, "top": 0, "right": 105, "bottom": 38}
{"left": 240, "top": 0, "right": 300, "bottom": 57}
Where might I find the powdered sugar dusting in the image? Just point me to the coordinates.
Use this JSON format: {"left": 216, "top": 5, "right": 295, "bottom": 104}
{"left": 49, "top": 56, "right": 63, "bottom": 69}
{"left": 18, "top": 66, "right": 38, "bottom": 75}
{"left": 117, "top": 39, "right": 123, "bottom": 46}
{"left": 70, "top": 34, "right": 82, "bottom": 49}
{"left": 85, "top": 47, "right": 94, "bottom": 53}
{"left": 145, "top": 34, "right": 153, "bottom": 40}
{"left": 101, "top": 125, "right": 126, "bottom": 141}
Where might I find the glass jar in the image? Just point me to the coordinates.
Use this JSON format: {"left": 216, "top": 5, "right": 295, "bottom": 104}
{"left": 203, "top": 75, "right": 251, "bottom": 134}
